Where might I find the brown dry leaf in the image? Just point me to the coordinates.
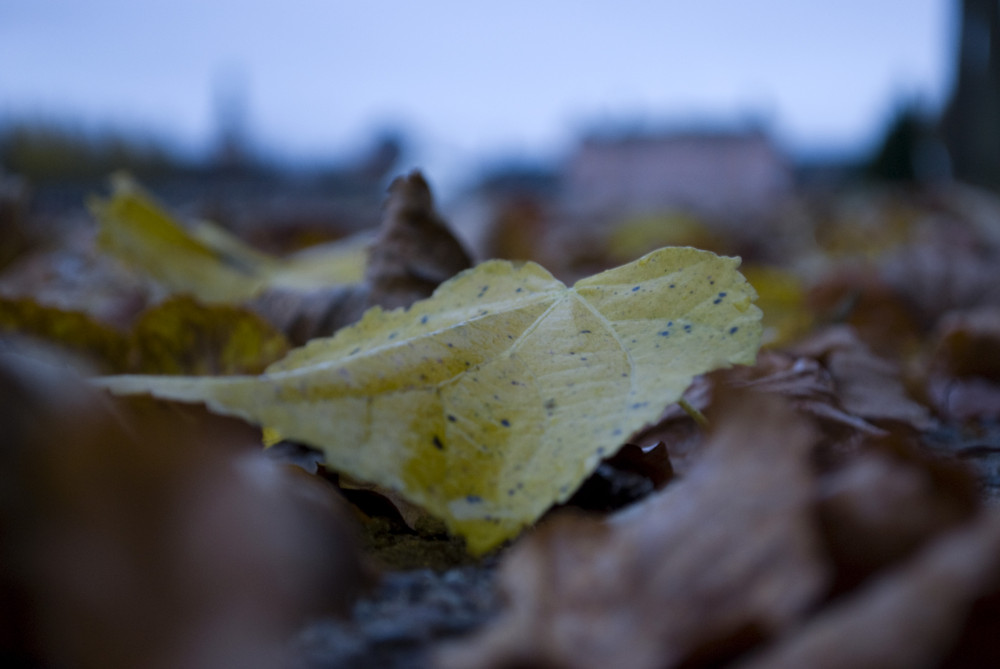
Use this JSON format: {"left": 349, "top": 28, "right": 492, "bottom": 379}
{"left": 789, "top": 325, "right": 933, "bottom": 430}
{"left": 251, "top": 170, "right": 473, "bottom": 345}
{"left": 0, "top": 347, "right": 369, "bottom": 669}
{"left": 721, "top": 348, "right": 887, "bottom": 435}
{"left": 814, "top": 434, "right": 980, "bottom": 592}
{"left": 365, "top": 170, "right": 473, "bottom": 310}
{"left": 437, "top": 391, "right": 828, "bottom": 669}
{"left": 927, "top": 307, "right": 1000, "bottom": 420}
{"left": 806, "top": 266, "right": 923, "bottom": 359}
{"left": 734, "top": 512, "right": 1000, "bottom": 669}
{"left": 881, "top": 233, "right": 1000, "bottom": 329}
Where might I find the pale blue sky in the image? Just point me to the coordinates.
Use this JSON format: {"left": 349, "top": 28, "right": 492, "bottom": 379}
{"left": 0, "top": 0, "right": 954, "bottom": 184}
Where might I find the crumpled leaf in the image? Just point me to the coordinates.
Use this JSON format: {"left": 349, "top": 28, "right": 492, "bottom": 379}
{"left": 735, "top": 512, "right": 1000, "bottom": 669}
{"left": 437, "top": 392, "right": 828, "bottom": 669}
{"left": 790, "top": 326, "right": 934, "bottom": 430}
{"left": 89, "top": 174, "right": 366, "bottom": 303}
{"left": 94, "top": 245, "right": 762, "bottom": 553}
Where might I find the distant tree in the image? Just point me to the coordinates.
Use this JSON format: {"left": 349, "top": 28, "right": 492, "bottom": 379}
{"left": 941, "top": 0, "right": 1000, "bottom": 191}
{"left": 867, "top": 104, "right": 949, "bottom": 183}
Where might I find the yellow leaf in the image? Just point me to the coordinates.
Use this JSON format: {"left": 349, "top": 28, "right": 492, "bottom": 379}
{"left": 741, "top": 264, "right": 814, "bottom": 347}
{"left": 0, "top": 296, "right": 129, "bottom": 372}
{"left": 91, "top": 174, "right": 266, "bottom": 302}
{"left": 90, "top": 174, "right": 365, "bottom": 303}
{"left": 0, "top": 295, "right": 287, "bottom": 375}
{"left": 129, "top": 296, "right": 290, "bottom": 375}
{"left": 94, "top": 246, "right": 762, "bottom": 553}
{"left": 266, "top": 233, "right": 371, "bottom": 290}
{"left": 606, "top": 212, "right": 721, "bottom": 263}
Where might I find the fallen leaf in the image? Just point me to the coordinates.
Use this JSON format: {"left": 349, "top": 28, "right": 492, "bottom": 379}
{"left": 364, "top": 170, "right": 474, "bottom": 311}
{"left": 249, "top": 170, "right": 473, "bottom": 345}
{"left": 89, "top": 173, "right": 366, "bottom": 303}
{"left": 94, "top": 245, "right": 762, "bottom": 553}
{"left": 927, "top": 307, "right": 1000, "bottom": 420}
{"left": 734, "top": 512, "right": 1000, "bottom": 669}
{"left": 128, "top": 295, "right": 289, "bottom": 375}
{"left": 790, "top": 326, "right": 933, "bottom": 430}
{"left": 436, "top": 392, "right": 828, "bottom": 669}
{"left": 0, "top": 295, "right": 129, "bottom": 372}
{"left": 881, "top": 232, "right": 1000, "bottom": 329}
{"left": 741, "top": 264, "right": 814, "bottom": 347}
{"left": 0, "top": 295, "right": 290, "bottom": 376}
{"left": 0, "top": 347, "right": 369, "bottom": 669}
{"left": 814, "top": 434, "right": 979, "bottom": 592}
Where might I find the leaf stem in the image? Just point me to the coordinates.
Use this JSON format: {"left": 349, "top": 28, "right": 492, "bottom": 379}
{"left": 678, "top": 398, "right": 709, "bottom": 428}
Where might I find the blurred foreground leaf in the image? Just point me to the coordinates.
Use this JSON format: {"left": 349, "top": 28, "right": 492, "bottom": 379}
{"left": 95, "top": 246, "right": 761, "bottom": 553}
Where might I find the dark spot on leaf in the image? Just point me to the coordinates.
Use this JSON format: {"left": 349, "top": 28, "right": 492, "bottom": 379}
{"left": 466, "top": 495, "right": 483, "bottom": 504}
{"left": 580, "top": 329, "right": 591, "bottom": 334}
{"left": 447, "top": 414, "right": 457, "bottom": 422}
{"left": 631, "top": 402, "right": 648, "bottom": 410}
{"left": 477, "top": 285, "right": 489, "bottom": 298}
{"left": 544, "top": 398, "right": 557, "bottom": 410}
{"left": 501, "top": 418, "right": 511, "bottom": 427}
{"left": 596, "top": 446, "right": 606, "bottom": 455}
{"left": 632, "top": 285, "right": 640, "bottom": 292}
{"left": 611, "top": 428, "right": 622, "bottom": 436}
{"left": 684, "top": 324, "right": 692, "bottom": 332}
{"left": 508, "top": 489, "right": 516, "bottom": 496}
{"left": 420, "top": 315, "right": 429, "bottom": 324}
{"left": 447, "top": 342, "right": 454, "bottom": 348}
{"left": 730, "top": 326, "right": 739, "bottom": 334}
{"left": 388, "top": 332, "right": 397, "bottom": 339}
{"left": 659, "top": 330, "right": 670, "bottom": 337}
{"left": 432, "top": 435, "right": 444, "bottom": 450}
{"left": 669, "top": 283, "right": 676, "bottom": 288}
{"left": 515, "top": 287, "right": 523, "bottom": 292}
{"left": 349, "top": 347, "right": 361, "bottom": 355}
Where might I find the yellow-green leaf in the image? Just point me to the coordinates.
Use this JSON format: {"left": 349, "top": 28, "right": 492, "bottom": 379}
{"left": 129, "top": 296, "right": 290, "bottom": 375}
{"left": 0, "top": 296, "right": 129, "bottom": 372}
{"left": 90, "top": 174, "right": 365, "bottom": 302}
{"left": 94, "top": 246, "right": 762, "bottom": 553}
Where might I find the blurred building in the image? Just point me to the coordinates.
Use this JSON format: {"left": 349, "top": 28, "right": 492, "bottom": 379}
{"left": 561, "top": 129, "right": 792, "bottom": 220}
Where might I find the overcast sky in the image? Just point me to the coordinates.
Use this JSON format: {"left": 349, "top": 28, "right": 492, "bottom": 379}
{"left": 0, "top": 0, "right": 955, "bottom": 186}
